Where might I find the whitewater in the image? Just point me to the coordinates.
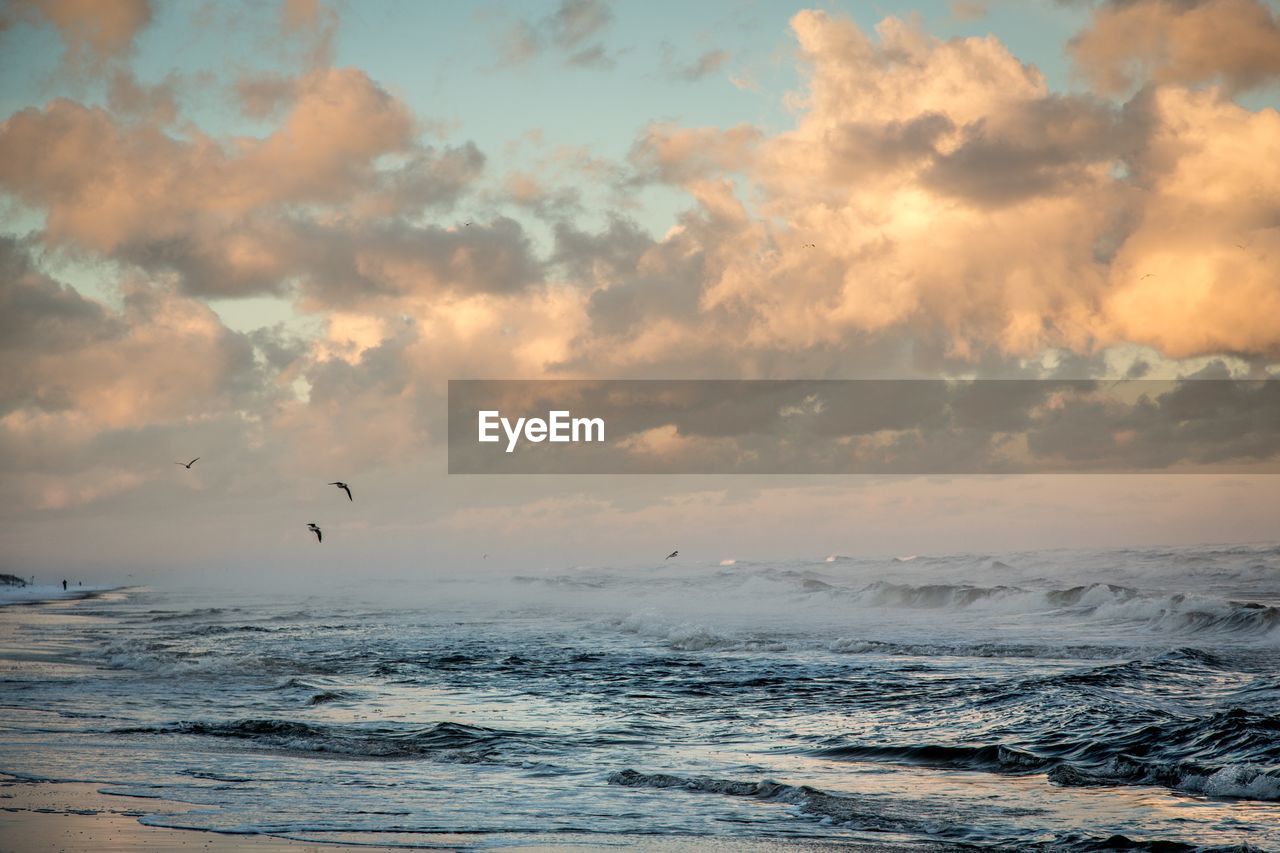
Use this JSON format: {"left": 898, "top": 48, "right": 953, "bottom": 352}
{"left": 1, "top": 543, "right": 1277, "bottom": 850}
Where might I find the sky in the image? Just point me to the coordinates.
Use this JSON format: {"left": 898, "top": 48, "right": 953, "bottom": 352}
{"left": 1, "top": 0, "right": 1279, "bottom": 583}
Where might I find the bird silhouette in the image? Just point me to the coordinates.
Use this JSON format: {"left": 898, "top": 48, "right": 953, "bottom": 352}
{"left": 306, "top": 523, "right": 322, "bottom": 543}
{"left": 1140, "top": 273, "right": 1155, "bottom": 280}
{"left": 666, "top": 550, "right": 678, "bottom": 560}
{"left": 329, "top": 482, "right": 353, "bottom": 501}
{"left": 175, "top": 458, "right": 199, "bottom": 468}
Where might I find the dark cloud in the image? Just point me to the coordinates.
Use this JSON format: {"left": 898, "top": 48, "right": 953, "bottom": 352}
{"left": 824, "top": 112, "right": 954, "bottom": 181}
{"left": 551, "top": 216, "right": 653, "bottom": 283}
{"left": 0, "top": 236, "right": 119, "bottom": 355}
{"left": 0, "top": 240, "right": 271, "bottom": 427}
{"left": 551, "top": 215, "right": 706, "bottom": 337}
{"left": 293, "top": 216, "right": 545, "bottom": 308}
{"left": 924, "top": 95, "right": 1130, "bottom": 206}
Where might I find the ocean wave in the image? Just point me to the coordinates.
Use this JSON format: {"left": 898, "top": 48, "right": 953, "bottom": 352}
{"left": 1045, "top": 834, "right": 1264, "bottom": 852}
{"left": 609, "top": 613, "right": 789, "bottom": 652}
{"left": 112, "top": 718, "right": 532, "bottom": 761}
{"left": 607, "top": 768, "right": 927, "bottom": 836}
{"left": 812, "top": 742, "right": 1049, "bottom": 772}
{"left": 609, "top": 770, "right": 1267, "bottom": 850}
{"left": 180, "top": 624, "right": 274, "bottom": 636}
{"left": 825, "top": 638, "right": 1132, "bottom": 659}
{"left": 811, "top": 707, "right": 1280, "bottom": 802}
{"left": 143, "top": 607, "right": 237, "bottom": 622}
{"left": 608, "top": 768, "right": 1268, "bottom": 850}
{"left": 844, "top": 581, "right": 1278, "bottom": 642}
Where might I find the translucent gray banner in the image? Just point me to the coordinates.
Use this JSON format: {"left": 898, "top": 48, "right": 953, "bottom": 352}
{"left": 447, "top": 379, "right": 1280, "bottom": 474}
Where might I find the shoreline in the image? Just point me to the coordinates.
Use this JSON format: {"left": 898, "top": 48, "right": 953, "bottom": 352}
{"left": 0, "top": 780, "right": 408, "bottom": 852}
{"left": 0, "top": 585, "right": 129, "bottom": 608}
{"left": 0, "top": 780, "right": 914, "bottom": 851}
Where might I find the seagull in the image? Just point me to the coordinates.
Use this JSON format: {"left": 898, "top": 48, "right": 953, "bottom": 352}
{"left": 666, "top": 550, "right": 678, "bottom": 560}
{"left": 1140, "top": 273, "right": 1155, "bottom": 280}
{"left": 306, "top": 523, "right": 322, "bottom": 544}
{"left": 175, "top": 458, "right": 199, "bottom": 468}
{"left": 802, "top": 243, "right": 816, "bottom": 249}
{"left": 329, "top": 481, "right": 353, "bottom": 501}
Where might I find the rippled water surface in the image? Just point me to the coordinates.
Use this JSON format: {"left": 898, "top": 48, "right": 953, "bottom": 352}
{"left": 2, "top": 544, "right": 1278, "bottom": 850}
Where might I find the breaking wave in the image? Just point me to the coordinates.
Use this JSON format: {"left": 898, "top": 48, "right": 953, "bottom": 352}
{"left": 810, "top": 707, "right": 1280, "bottom": 802}
{"left": 607, "top": 769, "right": 1266, "bottom": 850}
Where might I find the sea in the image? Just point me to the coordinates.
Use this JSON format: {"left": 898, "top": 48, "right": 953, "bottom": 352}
{"left": 1, "top": 543, "right": 1278, "bottom": 850}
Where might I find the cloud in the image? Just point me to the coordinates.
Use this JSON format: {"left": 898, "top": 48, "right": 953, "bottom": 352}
{"left": 0, "top": 291, "right": 258, "bottom": 430}
{"left": 105, "top": 69, "right": 180, "bottom": 124}
{"left": 293, "top": 216, "right": 545, "bottom": 308}
{"left": 501, "top": 171, "right": 583, "bottom": 218}
{"left": 663, "top": 47, "right": 731, "bottom": 82}
{"left": 578, "top": 9, "right": 1280, "bottom": 363}
{"left": 545, "top": 0, "right": 612, "bottom": 50}
{"left": 627, "top": 123, "right": 762, "bottom": 185}
{"left": 233, "top": 72, "right": 300, "bottom": 120}
{"left": 280, "top": 0, "right": 338, "bottom": 69}
{"left": 1069, "top": 0, "right": 1280, "bottom": 94}
{"left": 5, "top": 0, "right": 152, "bottom": 74}
{"left": 950, "top": 1, "right": 989, "bottom": 21}
{"left": 1099, "top": 86, "right": 1280, "bottom": 358}
{"left": 2, "top": 1, "right": 1279, "bottom": 529}
{"left": 496, "top": 0, "right": 616, "bottom": 69}
{"left": 0, "top": 67, "right": 490, "bottom": 296}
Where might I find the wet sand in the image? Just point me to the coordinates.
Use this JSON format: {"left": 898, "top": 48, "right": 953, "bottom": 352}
{"left": 0, "top": 780, "right": 907, "bottom": 852}
{"left": 0, "top": 781, "right": 402, "bottom": 852}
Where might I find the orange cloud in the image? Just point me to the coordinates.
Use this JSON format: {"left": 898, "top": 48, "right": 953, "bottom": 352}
{"left": 566, "top": 10, "right": 1280, "bottom": 366}
{"left": 0, "top": 67, "right": 489, "bottom": 296}
{"left": 7, "top": 0, "right": 152, "bottom": 73}
{"left": 1069, "top": 0, "right": 1280, "bottom": 95}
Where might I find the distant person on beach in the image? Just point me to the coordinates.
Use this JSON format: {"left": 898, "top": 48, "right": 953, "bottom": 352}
{"left": 62, "top": 579, "right": 67, "bottom": 590}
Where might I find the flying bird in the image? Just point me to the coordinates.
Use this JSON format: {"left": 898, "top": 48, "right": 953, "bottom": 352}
{"left": 175, "top": 458, "right": 199, "bottom": 468}
{"left": 329, "top": 481, "right": 353, "bottom": 501}
{"left": 666, "top": 550, "right": 678, "bottom": 560}
{"left": 803, "top": 242, "right": 816, "bottom": 249}
{"left": 306, "top": 523, "right": 322, "bottom": 544}
{"left": 1140, "top": 273, "right": 1155, "bottom": 280}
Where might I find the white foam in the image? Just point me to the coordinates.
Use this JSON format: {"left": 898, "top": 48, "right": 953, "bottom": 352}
{"left": 1180, "top": 764, "right": 1280, "bottom": 801}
